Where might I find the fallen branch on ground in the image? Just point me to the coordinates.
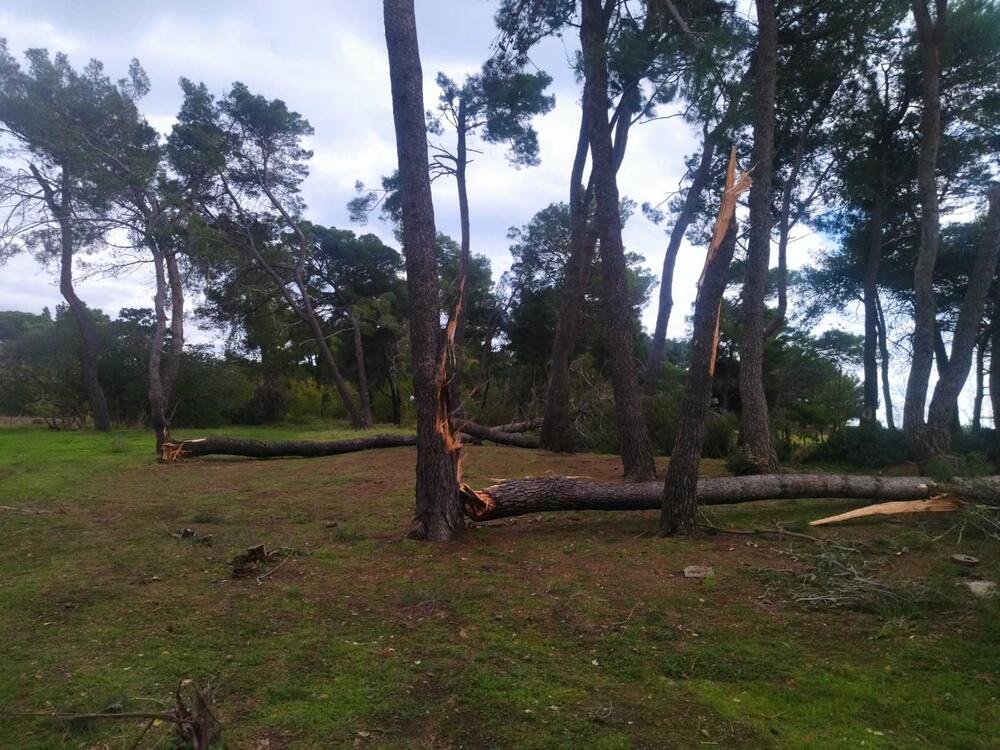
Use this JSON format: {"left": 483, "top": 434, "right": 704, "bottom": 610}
{"left": 16, "top": 679, "right": 219, "bottom": 749}
{"left": 459, "top": 474, "right": 1000, "bottom": 521}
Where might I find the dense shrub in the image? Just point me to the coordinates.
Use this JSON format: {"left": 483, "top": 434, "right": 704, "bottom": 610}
{"left": 807, "top": 423, "right": 908, "bottom": 467}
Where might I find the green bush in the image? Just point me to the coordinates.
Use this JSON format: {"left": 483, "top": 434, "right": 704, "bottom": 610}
{"left": 702, "top": 411, "right": 738, "bottom": 458}
{"left": 808, "top": 423, "right": 908, "bottom": 467}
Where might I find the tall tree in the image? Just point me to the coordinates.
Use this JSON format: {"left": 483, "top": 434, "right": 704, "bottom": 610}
{"left": 661, "top": 148, "right": 749, "bottom": 535}
{"left": 903, "top": 0, "right": 948, "bottom": 457}
{"left": 580, "top": 0, "right": 656, "bottom": 480}
{"left": 172, "top": 79, "right": 369, "bottom": 428}
{"left": 429, "top": 70, "right": 553, "bottom": 394}
{"left": 384, "top": 0, "right": 465, "bottom": 540}
{"left": 737, "top": 0, "right": 779, "bottom": 472}
{"left": 0, "top": 45, "right": 151, "bottom": 431}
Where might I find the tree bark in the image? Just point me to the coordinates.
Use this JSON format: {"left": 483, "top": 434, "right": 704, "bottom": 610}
{"left": 149, "top": 246, "right": 170, "bottom": 451}
{"left": 163, "top": 433, "right": 417, "bottom": 460}
{"left": 454, "top": 419, "right": 539, "bottom": 448}
{"left": 661, "top": 217, "right": 739, "bottom": 535}
{"left": 926, "top": 184, "right": 1000, "bottom": 451}
{"left": 861, "top": 165, "right": 886, "bottom": 423}
{"left": 451, "top": 97, "right": 471, "bottom": 398}
{"left": 737, "top": 0, "right": 779, "bottom": 472}
{"left": 647, "top": 129, "right": 716, "bottom": 387}
{"left": 349, "top": 307, "right": 375, "bottom": 427}
{"left": 462, "top": 473, "right": 996, "bottom": 522}
{"left": 540, "top": 104, "right": 596, "bottom": 452}
{"left": 580, "top": 0, "right": 656, "bottom": 481}
{"left": 973, "top": 338, "right": 985, "bottom": 431}
{"left": 992, "top": 285, "right": 1000, "bottom": 458}
{"left": 875, "top": 293, "right": 896, "bottom": 430}
{"left": 37, "top": 167, "right": 111, "bottom": 432}
{"left": 385, "top": 0, "right": 465, "bottom": 541}
{"left": 903, "top": 0, "right": 947, "bottom": 458}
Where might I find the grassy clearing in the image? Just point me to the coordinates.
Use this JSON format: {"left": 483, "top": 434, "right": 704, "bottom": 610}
{"left": 0, "top": 425, "right": 997, "bottom": 749}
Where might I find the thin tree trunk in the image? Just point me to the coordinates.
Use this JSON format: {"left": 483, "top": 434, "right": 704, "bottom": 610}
{"left": 385, "top": 0, "right": 464, "bottom": 541}
{"left": 661, "top": 213, "right": 740, "bottom": 535}
{"left": 991, "top": 287, "right": 1000, "bottom": 458}
{"left": 149, "top": 247, "right": 170, "bottom": 451}
{"left": 221, "top": 177, "right": 367, "bottom": 429}
{"left": 349, "top": 308, "right": 375, "bottom": 427}
{"left": 862, "top": 168, "right": 886, "bottom": 423}
{"left": 580, "top": 0, "right": 656, "bottom": 481}
{"left": 973, "top": 338, "right": 985, "bottom": 431}
{"left": 148, "top": 244, "right": 185, "bottom": 453}
{"left": 647, "top": 129, "right": 716, "bottom": 386}
{"left": 738, "top": 0, "right": 779, "bottom": 472}
{"left": 903, "top": 0, "right": 947, "bottom": 458}
{"left": 540, "top": 104, "right": 595, "bottom": 452}
{"left": 926, "top": 184, "right": 1000, "bottom": 450}
{"left": 452, "top": 98, "right": 471, "bottom": 399}
{"left": 875, "top": 293, "right": 896, "bottom": 430}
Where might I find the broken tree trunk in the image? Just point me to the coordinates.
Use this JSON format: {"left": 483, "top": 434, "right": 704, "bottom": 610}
{"left": 460, "top": 474, "right": 1000, "bottom": 522}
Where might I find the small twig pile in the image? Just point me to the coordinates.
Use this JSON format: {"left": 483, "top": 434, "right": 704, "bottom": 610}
{"left": 793, "top": 547, "right": 928, "bottom": 613}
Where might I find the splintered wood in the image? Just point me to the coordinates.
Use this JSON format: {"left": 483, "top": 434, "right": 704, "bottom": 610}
{"left": 700, "top": 146, "right": 752, "bottom": 376}
{"left": 809, "top": 495, "right": 964, "bottom": 526}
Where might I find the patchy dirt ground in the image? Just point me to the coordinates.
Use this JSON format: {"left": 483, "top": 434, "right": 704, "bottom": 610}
{"left": 0, "top": 427, "right": 997, "bottom": 749}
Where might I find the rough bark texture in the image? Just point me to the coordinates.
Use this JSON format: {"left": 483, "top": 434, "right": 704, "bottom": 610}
{"left": 661, "top": 220, "right": 738, "bottom": 535}
{"left": 737, "top": 0, "right": 778, "bottom": 472}
{"left": 647, "top": 132, "right": 715, "bottom": 386}
{"left": 463, "top": 473, "right": 994, "bottom": 522}
{"left": 540, "top": 104, "right": 595, "bottom": 452}
{"left": 903, "top": 0, "right": 947, "bottom": 458}
{"left": 925, "top": 185, "right": 1000, "bottom": 452}
{"left": 162, "top": 433, "right": 418, "bottom": 460}
{"left": 580, "top": 0, "right": 656, "bottom": 481}
{"left": 385, "top": 0, "right": 464, "bottom": 541}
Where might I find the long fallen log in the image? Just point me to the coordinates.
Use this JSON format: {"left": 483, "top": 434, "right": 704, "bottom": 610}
{"left": 459, "top": 474, "right": 999, "bottom": 521}
{"left": 162, "top": 433, "right": 417, "bottom": 460}
{"left": 161, "top": 419, "right": 540, "bottom": 461}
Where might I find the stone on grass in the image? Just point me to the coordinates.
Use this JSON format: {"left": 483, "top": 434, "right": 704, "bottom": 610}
{"left": 964, "top": 580, "right": 996, "bottom": 598}
{"left": 684, "top": 565, "right": 715, "bottom": 579}
{"left": 951, "top": 554, "right": 980, "bottom": 566}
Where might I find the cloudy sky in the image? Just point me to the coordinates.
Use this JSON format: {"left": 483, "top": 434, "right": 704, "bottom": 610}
{"left": 3, "top": 0, "right": 944, "bottom": 425}
{"left": 0, "top": 0, "right": 727, "bottom": 331}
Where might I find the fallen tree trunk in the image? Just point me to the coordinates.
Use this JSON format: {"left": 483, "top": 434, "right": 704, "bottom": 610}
{"left": 460, "top": 474, "right": 1000, "bottom": 521}
{"left": 455, "top": 419, "right": 539, "bottom": 448}
{"left": 162, "top": 434, "right": 418, "bottom": 460}
{"left": 162, "top": 419, "right": 540, "bottom": 461}
{"left": 493, "top": 417, "right": 543, "bottom": 433}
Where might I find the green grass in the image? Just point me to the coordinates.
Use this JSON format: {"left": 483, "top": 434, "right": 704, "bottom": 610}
{"left": 0, "top": 425, "right": 997, "bottom": 748}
